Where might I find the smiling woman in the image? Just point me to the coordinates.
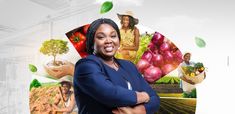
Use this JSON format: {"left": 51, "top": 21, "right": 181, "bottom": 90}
{"left": 93, "top": 24, "right": 120, "bottom": 59}
{"left": 115, "top": 11, "right": 140, "bottom": 63}
{"left": 73, "top": 18, "right": 160, "bottom": 114}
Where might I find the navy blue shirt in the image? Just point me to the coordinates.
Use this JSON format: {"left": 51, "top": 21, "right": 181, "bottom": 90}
{"left": 73, "top": 55, "right": 160, "bottom": 114}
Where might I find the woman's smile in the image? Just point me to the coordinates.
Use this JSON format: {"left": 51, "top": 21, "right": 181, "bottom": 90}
{"left": 104, "top": 45, "right": 114, "bottom": 52}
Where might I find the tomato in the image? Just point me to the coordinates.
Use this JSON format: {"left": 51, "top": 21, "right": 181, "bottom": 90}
{"left": 71, "top": 32, "right": 85, "bottom": 42}
{"left": 74, "top": 32, "right": 79, "bottom": 37}
{"left": 69, "top": 34, "right": 76, "bottom": 43}
{"left": 198, "top": 67, "right": 204, "bottom": 73}
{"left": 83, "top": 24, "right": 90, "bottom": 35}
{"left": 79, "top": 51, "right": 89, "bottom": 58}
{"left": 78, "top": 32, "right": 86, "bottom": 41}
{"left": 68, "top": 26, "right": 88, "bottom": 53}
{"left": 74, "top": 40, "right": 86, "bottom": 52}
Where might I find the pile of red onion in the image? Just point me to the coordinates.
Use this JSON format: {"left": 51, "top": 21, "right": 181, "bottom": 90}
{"left": 136, "top": 32, "right": 183, "bottom": 83}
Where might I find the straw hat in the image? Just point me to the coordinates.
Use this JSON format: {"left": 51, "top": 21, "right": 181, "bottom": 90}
{"left": 117, "top": 11, "right": 139, "bottom": 25}
{"left": 183, "top": 52, "right": 191, "bottom": 57}
{"left": 59, "top": 77, "right": 72, "bottom": 86}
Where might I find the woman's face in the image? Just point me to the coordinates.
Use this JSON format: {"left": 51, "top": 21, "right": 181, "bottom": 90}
{"left": 61, "top": 83, "right": 71, "bottom": 94}
{"left": 122, "top": 16, "right": 130, "bottom": 27}
{"left": 184, "top": 54, "right": 191, "bottom": 62}
{"left": 93, "top": 24, "right": 120, "bottom": 58}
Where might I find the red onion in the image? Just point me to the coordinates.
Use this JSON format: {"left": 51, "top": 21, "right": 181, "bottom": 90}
{"left": 161, "top": 64, "right": 174, "bottom": 75}
{"left": 163, "top": 51, "right": 174, "bottom": 63}
{"left": 173, "top": 50, "right": 183, "bottom": 63}
{"left": 153, "top": 49, "right": 159, "bottom": 54}
{"left": 170, "top": 43, "right": 178, "bottom": 52}
{"left": 152, "top": 53, "right": 164, "bottom": 67}
{"left": 141, "top": 51, "right": 153, "bottom": 62}
{"left": 173, "top": 50, "right": 182, "bottom": 58}
{"left": 148, "top": 42, "right": 156, "bottom": 52}
{"left": 143, "top": 65, "right": 162, "bottom": 83}
{"left": 160, "top": 42, "right": 170, "bottom": 52}
{"left": 151, "top": 32, "right": 164, "bottom": 46}
{"left": 136, "top": 59, "right": 150, "bottom": 74}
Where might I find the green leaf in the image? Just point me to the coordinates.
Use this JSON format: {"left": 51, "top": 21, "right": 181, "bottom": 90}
{"left": 30, "top": 79, "right": 41, "bottom": 91}
{"left": 170, "top": 78, "right": 175, "bottom": 84}
{"left": 195, "top": 37, "right": 206, "bottom": 48}
{"left": 100, "top": 1, "right": 113, "bottom": 14}
{"left": 195, "top": 62, "right": 204, "bottom": 69}
{"left": 28, "top": 64, "right": 37, "bottom": 72}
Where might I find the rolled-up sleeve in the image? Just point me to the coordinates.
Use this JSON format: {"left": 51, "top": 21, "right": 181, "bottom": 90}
{"left": 74, "top": 59, "right": 137, "bottom": 108}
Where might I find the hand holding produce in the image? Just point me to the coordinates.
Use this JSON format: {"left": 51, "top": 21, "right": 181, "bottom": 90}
{"left": 181, "top": 62, "right": 206, "bottom": 84}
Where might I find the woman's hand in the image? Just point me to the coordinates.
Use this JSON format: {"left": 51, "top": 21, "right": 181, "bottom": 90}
{"left": 136, "top": 91, "right": 150, "bottom": 104}
{"left": 112, "top": 105, "right": 146, "bottom": 114}
{"left": 112, "top": 92, "right": 149, "bottom": 114}
{"left": 112, "top": 107, "right": 132, "bottom": 114}
{"left": 46, "top": 61, "right": 75, "bottom": 78}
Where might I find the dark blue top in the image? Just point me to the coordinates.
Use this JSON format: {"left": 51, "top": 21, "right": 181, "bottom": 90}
{"left": 73, "top": 55, "right": 160, "bottom": 114}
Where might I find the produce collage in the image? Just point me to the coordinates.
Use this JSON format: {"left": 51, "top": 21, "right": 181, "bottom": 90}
{"left": 28, "top": 1, "right": 207, "bottom": 114}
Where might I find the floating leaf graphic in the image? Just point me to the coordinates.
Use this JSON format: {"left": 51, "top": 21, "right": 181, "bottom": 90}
{"left": 100, "top": 1, "right": 113, "bottom": 14}
{"left": 30, "top": 79, "right": 41, "bottom": 90}
{"left": 29, "top": 64, "right": 37, "bottom": 72}
{"left": 195, "top": 37, "right": 206, "bottom": 48}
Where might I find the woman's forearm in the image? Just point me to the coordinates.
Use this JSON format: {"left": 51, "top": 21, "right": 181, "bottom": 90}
{"left": 133, "top": 104, "right": 146, "bottom": 114}
{"left": 113, "top": 104, "right": 147, "bottom": 114}
{"left": 181, "top": 76, "right": 195, "bottom": 85}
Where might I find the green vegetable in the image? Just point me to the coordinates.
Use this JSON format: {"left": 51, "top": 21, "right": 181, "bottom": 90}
{"left": 100, "top": 1, "right": 113, "bottom": 14}
{"left": 156, "top": 76, "right": 180, "bottom": 84}
{"left": 194, "top": 62, "right": 204, "bottom": 69}
{"left": 170, "top": 78, "right": 175, "bottom": 84}
{"left": 185, "top": 66, "right": 195, "bottom": 74}
{"left": 30, "top": 79, "right": 42, "bottom": 91}
{"left": 183, "top": 88, "right": 197, "bottom": 98}
{"left": 195, "top": 37, "right": 206, "bottom": 48}
{"left": 28, "top": 64, "right": 37, "bottom": 72}
{"left": 134, "top": 34, "right": 153, "bottom": 64}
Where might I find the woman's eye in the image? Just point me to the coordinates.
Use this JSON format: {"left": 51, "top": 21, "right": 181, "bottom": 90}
{"left": 111, "top": 35, "right": 117, "bottom": 38}
{"left": 97, "top": 36, "right": 104, "bottom": 39}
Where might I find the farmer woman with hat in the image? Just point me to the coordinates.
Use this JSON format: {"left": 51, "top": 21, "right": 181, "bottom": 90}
{"left": 178, "top": 52, "right": 196, "bottom": 93}
{"left": 53, "top": 79, "right": 78, "bottom": 114}
{"left": 116, "top": 11, "right": 140, "bottom": 63}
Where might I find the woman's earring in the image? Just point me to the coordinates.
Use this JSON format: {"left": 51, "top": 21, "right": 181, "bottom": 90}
{"left": 92, "top": 46, "right": 97, "bottom": 54}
